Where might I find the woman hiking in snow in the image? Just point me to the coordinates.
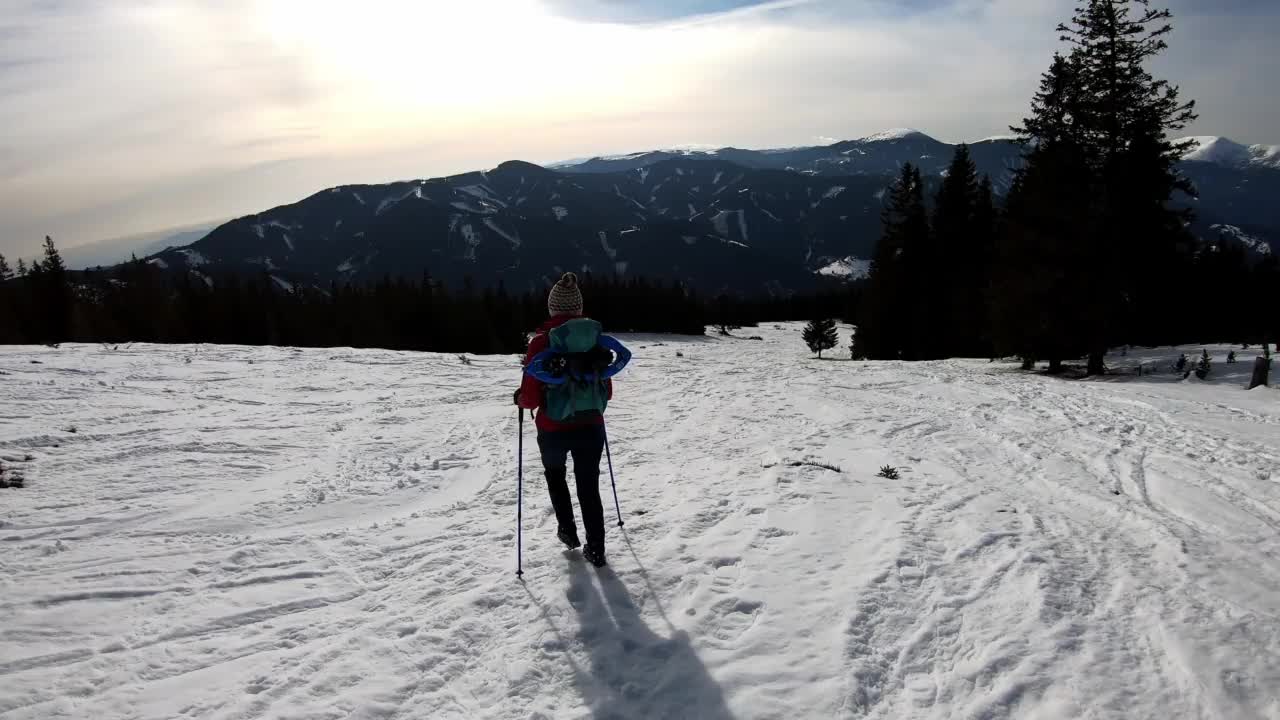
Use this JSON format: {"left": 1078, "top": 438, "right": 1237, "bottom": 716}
{"left": 514, "top": 272, "right": 613, "bottom": 567}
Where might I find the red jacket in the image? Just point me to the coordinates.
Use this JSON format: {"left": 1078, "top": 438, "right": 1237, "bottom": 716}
{"left": 518, "top": 316, "right": 613, "bottom": 432}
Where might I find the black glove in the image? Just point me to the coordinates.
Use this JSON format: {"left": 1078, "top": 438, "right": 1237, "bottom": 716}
{"left": 513, "top": 388, "right": 522, "bottom": 406}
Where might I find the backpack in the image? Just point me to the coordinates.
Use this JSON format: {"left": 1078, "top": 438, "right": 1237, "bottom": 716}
{"left": 524, "top": 318, "right": 632, "bottom": 422}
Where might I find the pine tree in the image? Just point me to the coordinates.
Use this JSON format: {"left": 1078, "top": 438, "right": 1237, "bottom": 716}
{"left": 856, "top": 164, "right": 929, "bottom": 360}
{"left": 16, "top": 258, "right": 28, "bottom": 277}
{"left": 994, "top": 53, "right": 1096, "bottom": 370}
{"left": 1056, "top": 0, "right": 1199, "bottom": 374}
{"left": 803, "top": 318, "right": 838, "bottom": 358}
{"left": 38, "top": 236, "right": 73, "bottom": 343}
{"left": 0, "top": 253, "right": 11, "bottom": 281}
{"left": 932, "top": 144, "right": 981, "bottom": 357}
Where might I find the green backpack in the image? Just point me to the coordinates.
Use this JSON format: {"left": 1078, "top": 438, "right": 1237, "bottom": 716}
{"left": 542, "top": 319, "right": 611, "bottom": 422}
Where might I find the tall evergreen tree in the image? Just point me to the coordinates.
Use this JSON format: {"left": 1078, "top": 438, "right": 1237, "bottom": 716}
{"left": 856, "top": 164, "right": 930, "bottom": 360}
{"left": 0, "top": 254, "right": 11, "bottom": 282}
{"left": 1059, "top": 0, "right": 1199, "bottom": 373}
{"left": 995, "top": 54, "right": 1095, "bottom": 370}
{"left": 38, "top": 236, "right": 73, "bottom": 343}
{"left": 932, "top": 145, "right": 981, "bottom": 357}
{"left": 803, "top": 318, "right": 839, "bottom": 358}
{"left": 16, "top": 258, "right": 27, "bottom": 277}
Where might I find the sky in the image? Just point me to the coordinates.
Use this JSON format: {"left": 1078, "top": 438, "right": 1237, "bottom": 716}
{"left": 1, "top": 0, "right": 1277, "bottom": 258}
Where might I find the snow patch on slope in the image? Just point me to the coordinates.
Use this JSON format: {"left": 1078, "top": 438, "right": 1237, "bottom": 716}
{"left": 483, "top": 218, "right": 520, "bottom": 248}
{"left": 177, "top": 249, "right": 207, "bottom": 267}
{"left": 598, "top": 231, "right": 618, "bottom": 260}
{"left": 1211, "top": 224, "right": 1272, "bottom": 255}
{"left": 817, "top": 256, "right": 872, "bottom": 280}
{"left": 460, "top": 224, "right": 479, "bottom": 260}
{"left": 711, "top": 210, "right": 749, "bottom": 245}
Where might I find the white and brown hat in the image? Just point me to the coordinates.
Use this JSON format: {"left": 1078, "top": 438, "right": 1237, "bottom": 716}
{"left": 547, "top": 272, "right": 584, "bottom": 317}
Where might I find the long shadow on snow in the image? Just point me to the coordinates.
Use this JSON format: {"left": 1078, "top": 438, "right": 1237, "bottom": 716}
{"left": 526, "top": 535, "right": 734, "bottom": 720}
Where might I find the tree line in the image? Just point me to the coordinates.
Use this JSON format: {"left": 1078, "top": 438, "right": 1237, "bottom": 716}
{"left": 0, "top": 240, "right": 856, "bottom": 353}
{"left": 853, "top": 0, "right": 1278, "bottom": 373}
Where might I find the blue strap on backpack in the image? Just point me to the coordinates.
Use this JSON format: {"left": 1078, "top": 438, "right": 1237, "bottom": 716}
{"left": 524, "top": 320, "right": 631, "bottom": 421}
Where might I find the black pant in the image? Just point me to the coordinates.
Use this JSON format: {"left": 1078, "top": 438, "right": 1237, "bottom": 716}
{"left": 537, "top": 426, "right": 607, "bottom": 549}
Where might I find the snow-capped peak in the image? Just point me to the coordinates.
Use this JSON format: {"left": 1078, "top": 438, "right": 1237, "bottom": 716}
{"left": 859, "top": 128, "right": 928, "bottom": 143}
{"left": 1179, "top": 136, "right": 1280, "bottom": 170}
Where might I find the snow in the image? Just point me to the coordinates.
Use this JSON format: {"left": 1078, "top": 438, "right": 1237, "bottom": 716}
{"left": 458, "top": 185, "right": 503, "bottom": 206}
{"left": 336, "top": 258, "right": 357, "bottom": 273}
{"left": 861, "top": 128, "right": 925, "bottom": 142}
{"left": 687, "top": 203, "right": 697, "bottom": 218}
{"left": 711, "top": 210, "right": 748, "bottom": 244}
{"left": 145, "top": 258, "right": 168, "bottom": 269}
{"left": 460, "top": 224, "right": 479, "bottom": 260}
{"left": 270, "top": 275, "right": 294, "bottom": 292}
{"left": 823, "top": 185, "right": 847, "bottom": 200}
{"left": 376, "top": 187, "right": 424, "bottom": 216}
{"left": 682, "top": 235, "right": 698, "bottom": 245}
{"left": 713, "top": 171, "right": 724, "bottom": 185}
{"left": 598, "top": 231, "right": 618, "bottom": 260}
{"left": 552, "top": 206, "right": 568, "bottom": 221}
{"left": 1179, "top": 136, "right": 1280, "bottom": 170}
{"left": 451, "top": 201, "right": 489, "bottom": 214}
{"left": 1210, "top": 224, "right": 1273, "bottom": 256}
{"left": 351, "top": 192, "right": 365, "bottom": 206}
{"left": 483, "top": 218, "right": 521, "bottom": 249}
{"left": 252, "top": 224, "right": 265, "bottom": 240}
{"left": 281, "top": 234, "right": 295, "bottom": 252}
{"left": 637, "top": 167, "right": 650, "bottom": 184}
{"left": 177, "top": 249, "right": 207, "bottom": 267}
{"left": 817, "top": 256, "right": 872, "bottom": 279}
{"left": 1, "top": 329, "right": 1278, "bottom": 719}
{"left": 613, "top": 185, "right": 646, "bottom": 211}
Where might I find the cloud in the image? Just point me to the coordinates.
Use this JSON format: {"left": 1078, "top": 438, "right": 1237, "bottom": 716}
{"left": 538, "top": 0, "right": 799, "bottom": 24}
{"left": 0, "top": 0, "right": 1276, "bottom": 257}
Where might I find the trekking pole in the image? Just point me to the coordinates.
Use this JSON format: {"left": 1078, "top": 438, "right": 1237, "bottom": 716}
{"left": 516, "top": 408, "right": 525, "bottom": 579}
{"left": 603, "top": 421, "right": 624, "bottom": 528}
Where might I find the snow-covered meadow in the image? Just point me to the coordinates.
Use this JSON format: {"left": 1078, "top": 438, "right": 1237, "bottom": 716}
{"left": 1, "top": 326, "right": 1277, "bottom": 719}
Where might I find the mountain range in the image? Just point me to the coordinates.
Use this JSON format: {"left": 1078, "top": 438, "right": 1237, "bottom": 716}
{"left": 146, "top": 130, "right": 1278, "bottom": 294}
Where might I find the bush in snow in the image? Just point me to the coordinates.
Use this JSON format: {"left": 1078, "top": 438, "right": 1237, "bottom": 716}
{"left": 1227, "top": 350, "right": 1237, "bottom": 364}
{"left": 877, "top": 465, "right": 901, "bottom": 480}
{"left": 803, "top": 318, "right": 839, "bottom": 358}
{"left": 1194, "top": 350, "right": 1211, "bottom": 380}
{"left": 1250, "top": 346, "right": 1271, "bottom": 389}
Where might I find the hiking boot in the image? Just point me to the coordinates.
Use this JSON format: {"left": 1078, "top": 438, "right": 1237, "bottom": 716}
{"left": 557, "top": 526, "right": 582, "bottom": 550}
{"left": 582, "top": 543, "right": 607, "bottom": 568}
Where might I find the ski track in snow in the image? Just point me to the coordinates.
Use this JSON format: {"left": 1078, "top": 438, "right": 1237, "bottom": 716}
{"left": 0, "top": 328, "right": 1278, "bottom": 719}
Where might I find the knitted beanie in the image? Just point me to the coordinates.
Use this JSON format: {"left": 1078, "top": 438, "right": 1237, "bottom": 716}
{"left": 547, "top": 272, "right": 584, "bottom": 317}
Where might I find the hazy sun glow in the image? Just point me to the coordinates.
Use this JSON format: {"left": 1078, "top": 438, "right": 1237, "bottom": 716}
{"left": 248, "top": 0, "right": 729, "bottom": 141}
